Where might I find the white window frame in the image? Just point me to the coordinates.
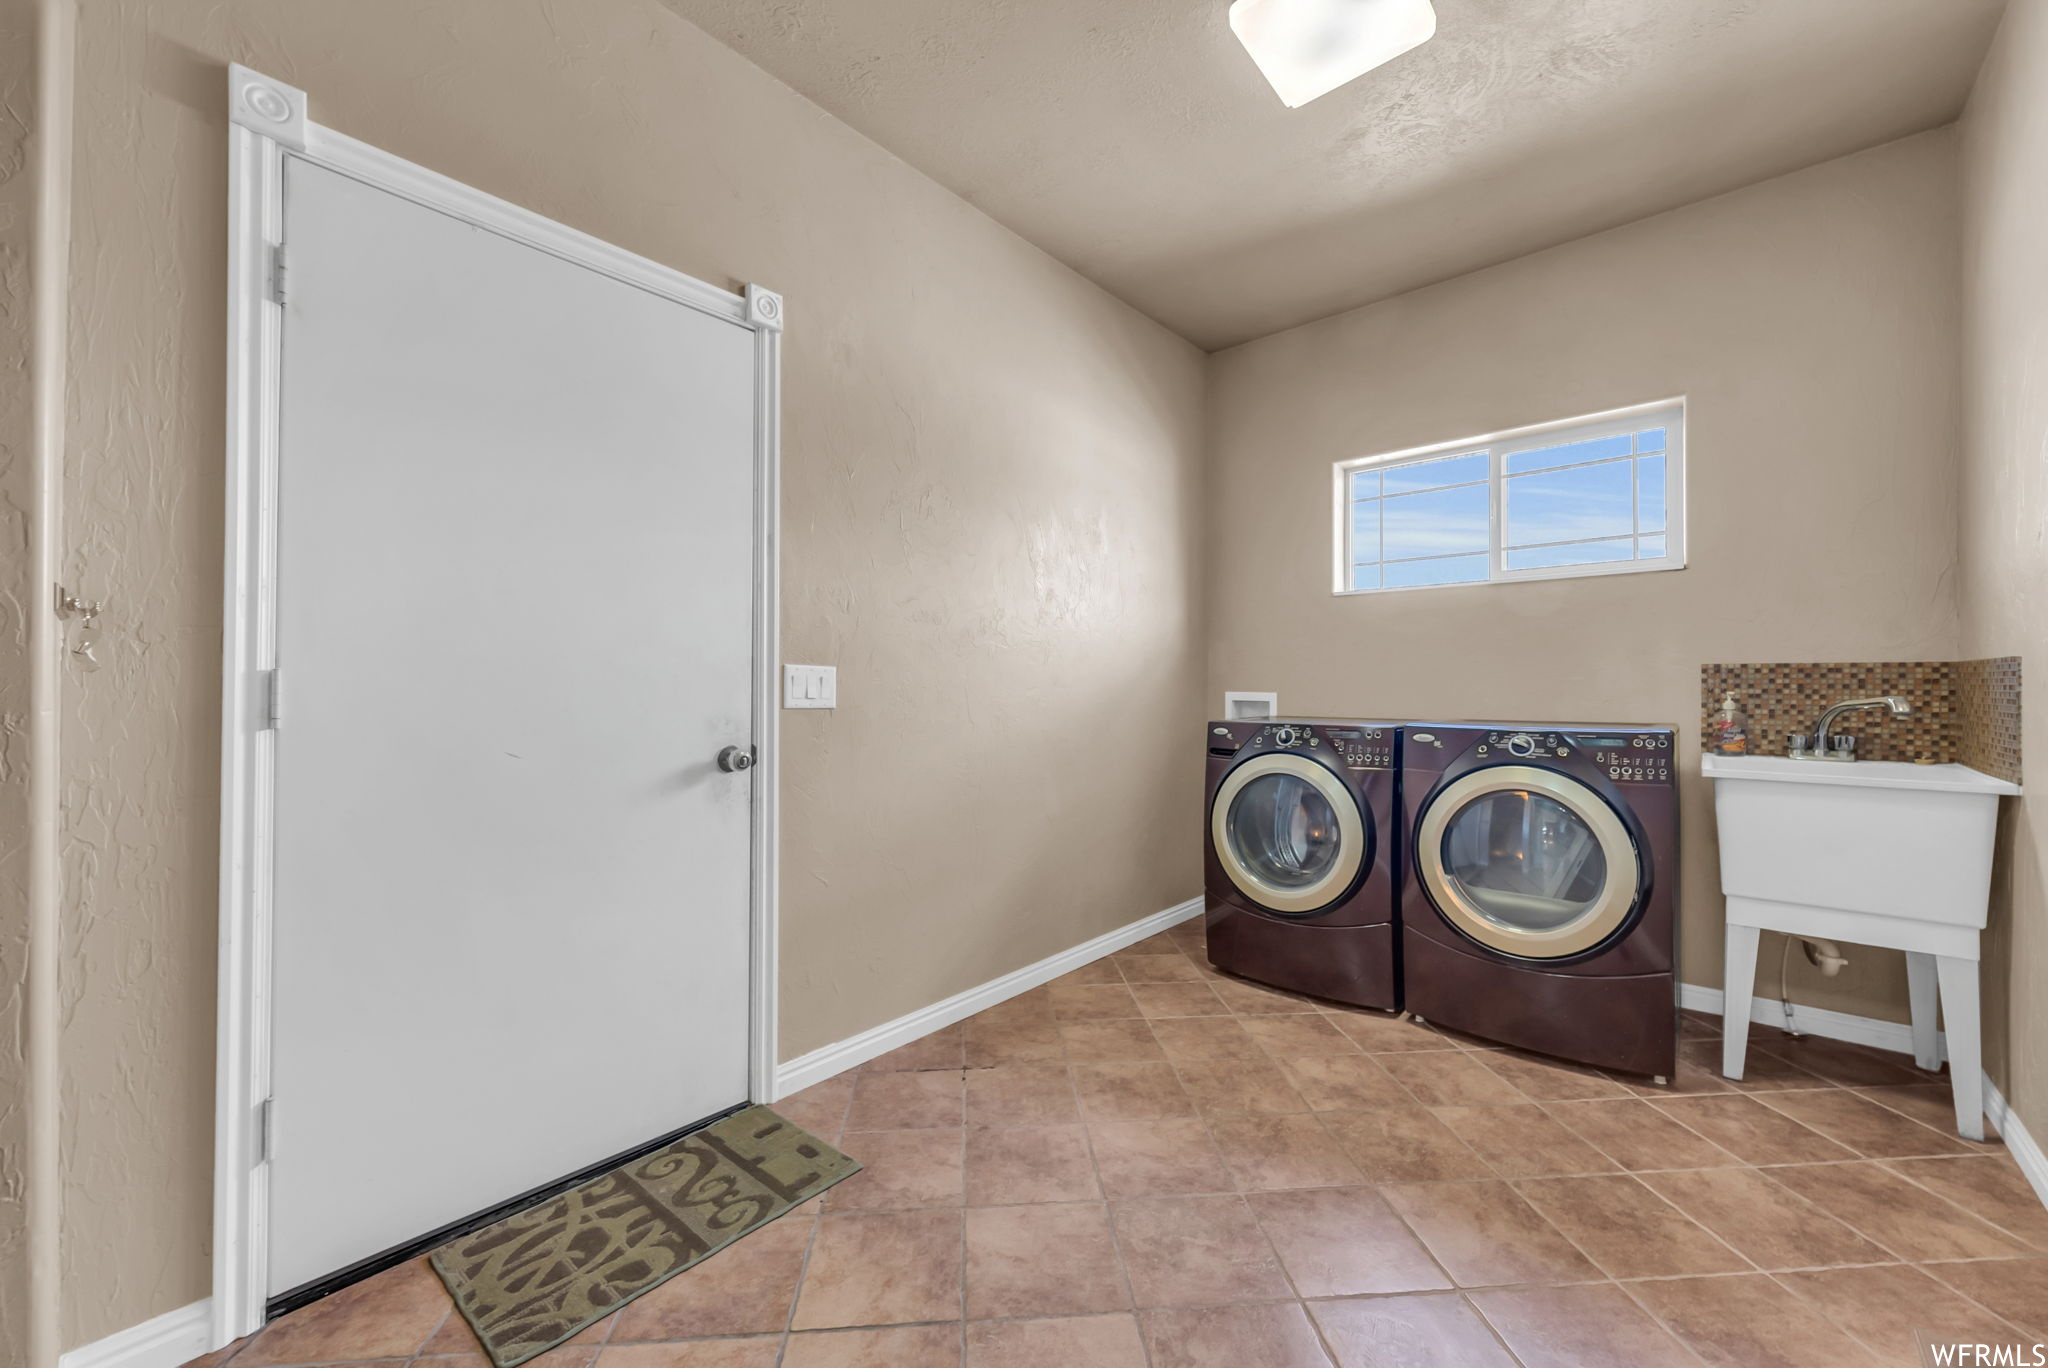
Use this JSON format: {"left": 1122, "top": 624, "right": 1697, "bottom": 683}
{"left": 1330, "top": 398, "right": 1686, "bottom": 595}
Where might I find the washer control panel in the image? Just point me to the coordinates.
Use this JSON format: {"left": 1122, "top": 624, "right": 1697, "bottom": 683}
{"left": 1575, "top": 732, "right": 1674, "bottom": 785}
{"left": 1211, "top": 722, "right": 1393, "bottom": 770}
{"left": 1476, "top": 730, "right": 1570, "bottom": 760}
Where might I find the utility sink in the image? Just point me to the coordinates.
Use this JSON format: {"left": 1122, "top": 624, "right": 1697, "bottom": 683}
{"left": 1702, "top": 753, "right": 2020, "bottom": 1140}
{"left": 1703, "top": 755, "right": 2017, "bottom": 927}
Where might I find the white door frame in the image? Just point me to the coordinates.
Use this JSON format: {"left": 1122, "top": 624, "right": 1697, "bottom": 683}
{"left": 214, "top": 64, "right": 783, "bottom": 1347}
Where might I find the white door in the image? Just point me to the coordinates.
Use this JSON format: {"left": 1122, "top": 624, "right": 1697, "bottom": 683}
{"left": 266, "top": 157, "right": 757, "bottom": 1295}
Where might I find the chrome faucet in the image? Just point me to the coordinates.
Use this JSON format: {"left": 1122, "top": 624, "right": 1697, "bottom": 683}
{"left": 1792, "top": 696, "right": 1913, "bottom": 761}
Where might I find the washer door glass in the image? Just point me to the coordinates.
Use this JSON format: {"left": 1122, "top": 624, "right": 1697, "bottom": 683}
{"left": 1211, "top": 753, "right": 1367, "bottom": 915}
{"left": 1442, "top": 791, "right": 1607, "bottom": 932}
{"left": 1227, "top": 773, "right": 1341, "bottom": 889}
{"left": 1416, "top": 766, "right": 1638, "bottom": 958}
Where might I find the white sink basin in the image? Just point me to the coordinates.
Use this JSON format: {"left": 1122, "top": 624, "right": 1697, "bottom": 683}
{"left": 1703, "top": 754, "right": 2017, "bottom": 930}
{"left": 1701, "top": 754, "right": 2019, "bottom": 796}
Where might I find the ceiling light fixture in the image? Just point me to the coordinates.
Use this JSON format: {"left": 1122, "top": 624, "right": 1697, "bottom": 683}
{"left": 1228, "top": 0, "right": 1437, "bottom": 108}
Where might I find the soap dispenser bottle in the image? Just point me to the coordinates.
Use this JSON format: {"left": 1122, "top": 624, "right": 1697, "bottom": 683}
{"left": 1710, "top": 692, "right": 1750, "bottom": 755}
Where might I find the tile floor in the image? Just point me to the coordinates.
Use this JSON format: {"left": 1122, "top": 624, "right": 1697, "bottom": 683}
{"left": 188, "top": 921, "right": 2048, "bottom": 1368}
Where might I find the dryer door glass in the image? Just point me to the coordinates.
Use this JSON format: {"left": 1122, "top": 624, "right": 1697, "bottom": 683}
{"left": 1211, "top": 753, "right": 1368, "bottom": 915}
{"left": 1416, "top": 766, "right": 1639, "bottom": 958}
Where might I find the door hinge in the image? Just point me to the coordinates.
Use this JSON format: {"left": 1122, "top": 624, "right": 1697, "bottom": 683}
{"left": 267, "top": 244, "right": 289, "bottom": 305}
{"left": 263, "top": 667, "right": 283, "bottom": 730}
{"left": 256, "top": 1097, "right": 276, "bottom": 1165}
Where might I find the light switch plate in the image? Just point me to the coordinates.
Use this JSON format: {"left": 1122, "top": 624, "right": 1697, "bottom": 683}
{"left": 783, "top": 664, "right": 837, "bottom": 710}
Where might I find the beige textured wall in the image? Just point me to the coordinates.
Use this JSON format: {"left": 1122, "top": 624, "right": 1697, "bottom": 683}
{"left": 1960, "top": 0, "right": 2048, "bottom": 1141}
{"left": 56, "top": 0, "right": 1204, "bottom": 1348}
{"left": 1206, "top": 131, "right": 1963, "bottom": 1029}
{"left": 2, "top": 0, "right": 41, "bottom": 1361}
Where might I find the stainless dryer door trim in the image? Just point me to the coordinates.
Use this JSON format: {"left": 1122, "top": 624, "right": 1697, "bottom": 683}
{"left": 1416, "top": 765, "right": 1640, "bottom": 958}
{"left": 1211, "top": 752, "right": 1366, "bottom": 915}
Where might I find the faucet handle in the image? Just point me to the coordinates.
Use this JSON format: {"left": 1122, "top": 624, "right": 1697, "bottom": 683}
{"left": 1787, "top": 733, "right": 1815, "bottom": 757}
{"left": 1828, "top": 734, "right": 1857, "bottom": 758}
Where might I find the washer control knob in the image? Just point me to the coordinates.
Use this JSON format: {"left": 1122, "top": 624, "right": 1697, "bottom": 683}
{"left": 1506, "top": 733, "right": 1537, "bottom": 758}
{"left": 1273, "top": 726, "right": 1297, "bottom": 747}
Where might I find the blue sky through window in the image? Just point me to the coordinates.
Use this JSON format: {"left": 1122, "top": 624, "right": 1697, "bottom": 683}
{"left": 1344, "top": 411, "right": 1678, "bottom": 591}
{"left": 1348, "top": 449, "right": 1490, "bottom": 589}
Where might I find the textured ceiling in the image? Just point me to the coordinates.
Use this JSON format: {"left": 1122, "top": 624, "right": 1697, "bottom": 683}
{"left": 663, "top": 0, "right": 2006, "bottom": 349}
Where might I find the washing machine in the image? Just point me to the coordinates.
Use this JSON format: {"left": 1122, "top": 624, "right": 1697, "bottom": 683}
{"left": 1400, "top": 722, "right": 1678, "bottom": 1078}
{"left": 1204, "top": 718, "right": 1401, "bottom": 1010}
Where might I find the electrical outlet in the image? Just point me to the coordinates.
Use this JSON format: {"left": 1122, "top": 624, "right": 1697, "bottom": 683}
{"left": 783, "top": 664, "right": 837, "bottom": 710}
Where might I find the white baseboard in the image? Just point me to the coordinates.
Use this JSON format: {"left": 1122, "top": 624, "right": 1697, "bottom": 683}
{"left": 772, "top": 896, "right": 1204, "bottom": 1098}
{"left": 1679, "top": 981, "right": 1934, "bottom": 1058}
{"left": 1680, "top": 981, "right": 2048, "bottom": 1215}
{"left": 59, "top": 1299, "right": 213, "bottom": 1368}
{"left": 1984, "top": 1075, "right": 2048, "bottom": 1212}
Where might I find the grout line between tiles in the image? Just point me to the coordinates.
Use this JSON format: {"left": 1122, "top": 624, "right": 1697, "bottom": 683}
{"left": 1869, "top": 1153, "right": 2048, "bottom": 1251}
{"left": 1760, "top": 1262, "right": 2038, "bottom": 1363}
{"left": 1749, "top": 1083, "right": 1985, "bottom": 1158}
{"left": 1077, "top": 1121, "right": 1153, "bottom": 1367}
{"left": 1918, "top": 1259, "right": 2048, "bottom": 1341}
{"left": 769, "top": 1089, "right": 844, "bottom": 1368}
{"left": 402, "top": 1302, "right": 456, "bottom": 1368}
{"left": 1510, "top": 1168, "right": 1763, "bottom": 1283}
{"left": 953, "top": 1176, "right": 967, "bottom": 1361}
{"left": 1158, "top": 1052, "right": 1340, "bottom": 1368}
{"left": 1605, "top": 1276, "right": 1721, "bottom": 1367}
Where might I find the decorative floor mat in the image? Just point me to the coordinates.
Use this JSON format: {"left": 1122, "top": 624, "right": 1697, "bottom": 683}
{"left": 430, "top": 1104, "right": 859, "bottom": 1366}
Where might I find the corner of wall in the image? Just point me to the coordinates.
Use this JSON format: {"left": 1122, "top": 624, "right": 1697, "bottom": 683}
{"left": 1956, "top": 0, "right": 2048, "bottom": 1147}
{"left": 4, "top": 0, "right": 75, "bottom": 1364}
{"left": 0, "top": 2, "right": 41, "bottom": 1355}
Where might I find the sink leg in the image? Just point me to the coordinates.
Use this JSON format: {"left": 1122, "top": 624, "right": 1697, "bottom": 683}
{"left": 1906, "top": 952, "right": 1941, "bottom": 1072}
{"left": 1935, "top": 955, "right": 1985, "bottom": 1142}
{"left": 1721, "top": 923, "right": 1760, "bottom": 1081}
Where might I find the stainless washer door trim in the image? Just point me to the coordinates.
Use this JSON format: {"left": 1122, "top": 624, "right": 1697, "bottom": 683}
{"left": 1415, "top": 764, "right": 1639, "bottom": 958}
{"left": 1210, "top": 752, "right": 1366, "bottom": 915}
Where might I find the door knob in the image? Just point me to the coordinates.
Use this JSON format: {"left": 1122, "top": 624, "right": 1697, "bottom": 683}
{"left": 717, "top": 745, "right": 756, "bottom": 773}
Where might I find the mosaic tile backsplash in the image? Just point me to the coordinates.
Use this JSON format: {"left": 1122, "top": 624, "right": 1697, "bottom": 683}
{"left": 1699, "top": 659, "right": 2021, "bottom": 782}
{"left": 1955, "top": 656, "right": 2023, "bottom": 784}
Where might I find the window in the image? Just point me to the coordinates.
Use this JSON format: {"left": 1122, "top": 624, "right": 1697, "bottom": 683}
{"left": 1335, "top": 401, "right": 1684, "bottom": 594}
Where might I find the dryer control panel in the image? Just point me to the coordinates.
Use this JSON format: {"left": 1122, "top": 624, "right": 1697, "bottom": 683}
{"left": 1468, "top": 728, "right": 1675, "bottom": 783}
{"left": 1320, "top": 726, "right": 1394, "bottom": 771}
